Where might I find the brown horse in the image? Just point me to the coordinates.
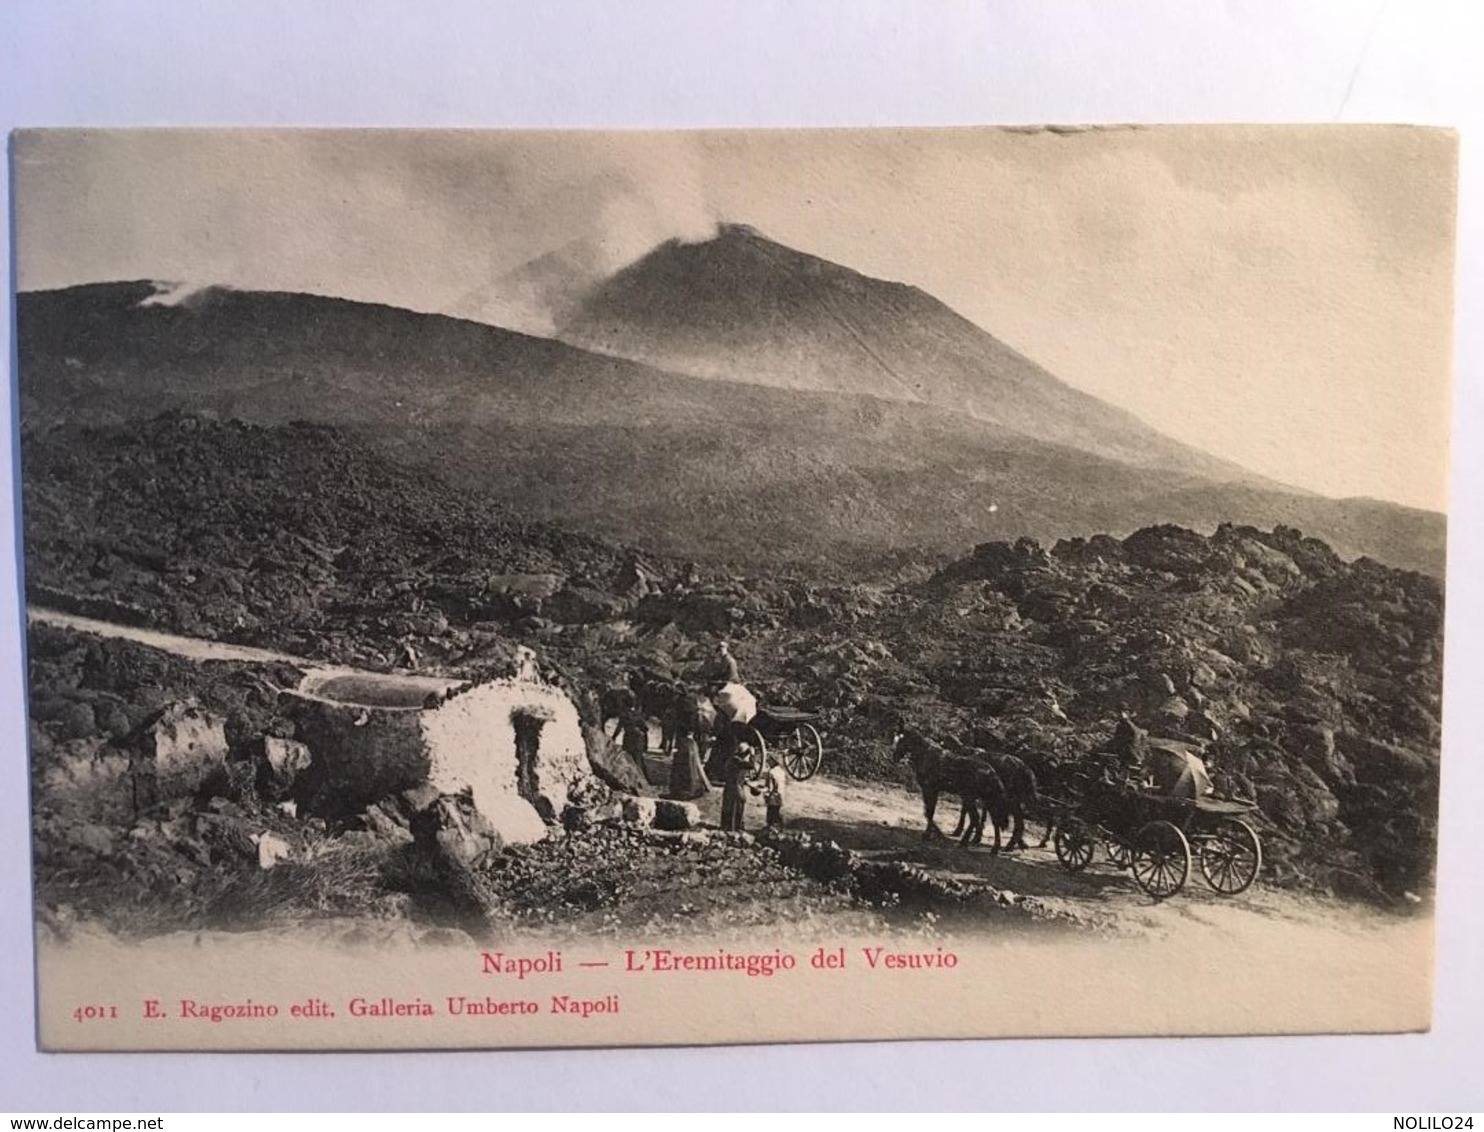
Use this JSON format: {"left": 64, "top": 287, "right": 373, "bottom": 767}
{"left": 617, "top": 671, "right": 691, "bottom": 756}
{"left": 601, "top": 670, "right": 678, "bottom": 739}
{"left": 893, "top": 729, "right": 1008, "bottom": 852}
{"left": 950, "top": 744, "right": 1040, "bottom": 851}
{"left": 958, "top": 726, "right": 1079, "bottom": 850}
{"left": 599, "top": 686, "right": 638, "bottom": 738}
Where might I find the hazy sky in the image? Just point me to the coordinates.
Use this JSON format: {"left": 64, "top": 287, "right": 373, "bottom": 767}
{"left": 13, "top": 126, "right": 1457, "bottom": 511}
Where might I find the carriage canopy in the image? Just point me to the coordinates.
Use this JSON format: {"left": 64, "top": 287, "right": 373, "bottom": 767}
{"left": 1144, "top": 742, "right": 1213, "bottom": 799}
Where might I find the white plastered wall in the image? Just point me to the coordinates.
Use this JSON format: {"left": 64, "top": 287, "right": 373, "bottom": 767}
{"left": 418, "top": 678, "right": 591, "bottom": 844}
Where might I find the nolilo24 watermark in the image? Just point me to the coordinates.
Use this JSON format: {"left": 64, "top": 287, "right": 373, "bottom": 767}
{"left": 1393, "top": 1120, "right": 1474, "bottom": 1129}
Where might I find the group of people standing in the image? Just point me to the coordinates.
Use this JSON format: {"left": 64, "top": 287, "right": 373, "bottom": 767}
{"left": 625, "top": 641, "right": 787, "bottom": 833}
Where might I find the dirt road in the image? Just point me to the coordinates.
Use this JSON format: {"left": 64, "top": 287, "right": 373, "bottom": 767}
{"left": 28, "top": 606, "right": 310, "bottom": 666}
{"left": 645, "top": 749, "right": 1430, "bottom": 951}
{"left": 28, "top": 606, "right": 462, "bottom": 700}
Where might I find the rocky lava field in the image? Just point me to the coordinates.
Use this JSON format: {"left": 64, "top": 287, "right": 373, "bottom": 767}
{"left": 24, "top": 414, "right": 1444, "bottom": 937}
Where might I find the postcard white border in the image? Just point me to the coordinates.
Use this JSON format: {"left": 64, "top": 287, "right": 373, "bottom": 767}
{"left": 2, "top": 0, "right": 1481, "bottom": 1112}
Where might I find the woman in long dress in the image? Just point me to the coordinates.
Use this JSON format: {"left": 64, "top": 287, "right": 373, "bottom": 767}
{"left": 667, "top": 694, "right": 712, "bottom": 801}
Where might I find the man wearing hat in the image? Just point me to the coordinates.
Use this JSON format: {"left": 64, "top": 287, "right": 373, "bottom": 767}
{"left": 719, "top": 740, "right": 757, "bottom": 833}
{"left": 709, "top": 640, "right": 757, "bottom": 727}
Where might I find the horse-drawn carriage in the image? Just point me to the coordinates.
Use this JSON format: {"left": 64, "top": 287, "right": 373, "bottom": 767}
{"left": 1050, "top": 780, "right": 1263, "bottom": 899}
{"left": 604, "top": 675, "right": 826, "bottom": 781}
{"left": 736, "top": 704, "right": 825, "bottom": 781}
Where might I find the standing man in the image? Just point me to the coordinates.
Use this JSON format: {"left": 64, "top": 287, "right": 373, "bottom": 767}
{"left": 719, "top": 742, "right": 756, "bottom": 833}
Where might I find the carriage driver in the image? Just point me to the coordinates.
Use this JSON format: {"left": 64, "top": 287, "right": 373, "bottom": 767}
{"left": 1101, "top": 711, "right": 1215, "bottom": 799}
{"left": 711, "top": 639, "right": 741, "bottom": 686}
{"left": 708, "top": 640, "right": 758, "bottom": 729}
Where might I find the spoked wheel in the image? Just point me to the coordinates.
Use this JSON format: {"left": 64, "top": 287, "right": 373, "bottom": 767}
{"left": 1198, "top": 818, "right": 1263, "bottom": 895}
{"left": 1054, "top": 819, "right": 1095, "bottom": 872}
{"left": 741, "top": 727, "right": 767, "bottom": 776}
{"left": 1131, "top": 820, "right": 1191, "bottom": 900}
{"left": 1105, "top": 838, "right": 1133, "bottom": 870}
{"left": 780, "top": 723, "right": 824, "bottom": 781}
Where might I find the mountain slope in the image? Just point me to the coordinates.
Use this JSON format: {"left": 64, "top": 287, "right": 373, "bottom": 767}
{"left": 446, "top": 240, "right": 611, "bottom": 337}
{"left": 559, "top": 223, "right": 1262, "bottom": 483}
{"left": 16, "top": 281, "right": 1443, "bottom": 575}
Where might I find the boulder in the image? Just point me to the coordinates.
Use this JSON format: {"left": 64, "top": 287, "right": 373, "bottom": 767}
{"left": 1255, "top": 784, "right": 1306, "bottom": 831}
{"left": 1337, "top": 733, "right": 1433, "bottom": 787}
{"left": 411, "top": 791, "right": 503, "bottom": 871}
{"left": 613, "top": 557, "right": 660, "bottom": 599}
{"left": 540, "top": 586, "right": 627, "bottom": 625}
{"left": 401, "top": 781, "right": 442, "bottom": 814}
{"left": 635, "top": 592, "right": 736, "bottom": 634}
{"left": 254, "top": 832, "right": 293, "bottom": 869}
{"left": 653, "top": 799, "right": 701, "bottom": 831}
{"left": 1296, "top": 725, "right": 1356, "bottom": 786}
{"left": 70, "top": 823, "right": 117, "bottom": 857}
{"left": 198, "top": 758, "right": 259, "bottom": 804}
{"left": 1187, "top": 660, "right": 1218, "bottom": 690}
{"left": 1152, "top": 694, "right": 1190, "bottom": 732}
{"left": 128, "top": 702, "right": 230, "bottom": 810}
{"left": 580, "top": 719, "right": 649, "bottom": 794}
{"left": 58, "top": 702, "right": 98, "bottom": 742}
{"left": 481, "top": 573, "right": 564, "bottom": 617}
{"left": 1230, "top": 536, "right": 1302, "bottom": 586}
{"left": 1145, "top": 670, "right": 1178, "bottom": 696}
{"left": 1121, "top": 525, "right": 1213, "bottom": 574}
{"left": 361, "top": 800, "right": 415, "bottom": 849}
{"left": 192, "top": 811, "right": 260, "bottom": 861}
{"left": 1328, "top": 868, "right": 1387, "bottom": 903}
{"left": 41, "top": 746, "right": 133, "bottom": 822}
{"left": 96, "top": 702, "right": 133, "bottom": 740}
{"left": 620, "top": 795, "right": 659, "bottom": 827}
{"left": 1182, "top": 708, "right": 1220, "bottom": 742}
{"left": 258, "top": 736, "right": 313, "bottom": 800}
{"left": 1016, "top": 586, "right": 1078, "bottom": 623}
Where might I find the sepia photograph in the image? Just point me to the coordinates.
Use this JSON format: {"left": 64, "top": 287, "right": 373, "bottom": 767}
{"left": 11, "top": 124, "right": 1456, "bottom": 1051}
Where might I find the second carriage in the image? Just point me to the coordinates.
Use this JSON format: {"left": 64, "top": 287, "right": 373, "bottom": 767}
{"left": 1050, "top": 781, "right": 1263, "bottom": 900}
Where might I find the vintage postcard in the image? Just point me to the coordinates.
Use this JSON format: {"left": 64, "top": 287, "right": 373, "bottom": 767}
{"left": 12, "top": 126, "right": 1454, "bottom": 1050}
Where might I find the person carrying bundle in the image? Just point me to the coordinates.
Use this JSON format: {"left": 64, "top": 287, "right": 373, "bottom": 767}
{"left": 708, "top": 640, "right": 757, "bottom": 728}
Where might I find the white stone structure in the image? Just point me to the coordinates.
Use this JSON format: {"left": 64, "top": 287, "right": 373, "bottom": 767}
{"left": 284, "top": 664, "right": 592, "bottom": 844}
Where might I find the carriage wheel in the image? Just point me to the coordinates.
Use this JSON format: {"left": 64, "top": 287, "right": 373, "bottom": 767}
{"left": 780, "top": 723, "right": 824, "bottom": 781}
{"left": 1105, "top": 838, "right": 1133, "bottom": 870}
{"left": 742, "top": 727, "right": 767, "bottom": 776}
{"left": 1131, "top": 821, "right": 1191, "bottom": 900}
{"left": 1198, "top": 818, "right": 1263, "bottom": 895}
{"left": 1054, "top": 819, "right": 1095, "bottom": 872}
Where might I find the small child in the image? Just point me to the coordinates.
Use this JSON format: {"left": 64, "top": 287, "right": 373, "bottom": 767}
{"left": 760, "top": 752, "right": 787, "bottom": 828}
